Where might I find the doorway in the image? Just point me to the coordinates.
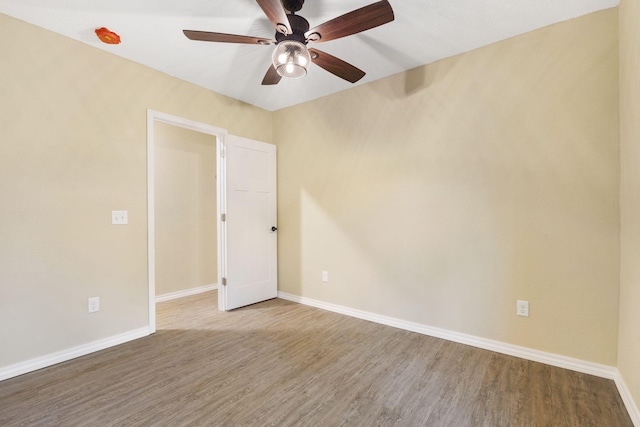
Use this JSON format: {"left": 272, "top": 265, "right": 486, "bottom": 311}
{"left": 154, "top": 122, "right": 216, "bottom": 299}
{"left": 147, "top": 110, "right": 226, "bottom": 333}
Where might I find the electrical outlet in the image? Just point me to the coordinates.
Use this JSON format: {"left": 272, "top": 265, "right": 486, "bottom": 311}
{"left": 517, "top": 300, "right": 529, "bottom": 317}
{"left": 88, "top": 297, "right": 100, "bottom": 313}
{"left": 322, "top": 271, "right": 329, "bottom": 282}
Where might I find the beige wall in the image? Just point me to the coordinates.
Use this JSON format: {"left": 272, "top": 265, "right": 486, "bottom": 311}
{"left": 619, "top": 0, "right": 640, "bottom": 413}
{"left": 0, "top": 5, "right": 631, "bottom": 409}
{"left": 0, "top": 13, "right": 271, "bottom": 368}
{"left": 275, "top": 9, "right": 620, "bottom": 365}
{"left": 154, "top": 123, "right": 217, "bottom": 296}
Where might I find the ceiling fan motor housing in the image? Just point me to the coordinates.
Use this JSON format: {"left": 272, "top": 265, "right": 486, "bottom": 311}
{"left": 282, "top": 0, "right": 305, "bottom": 13}
{"left": 275, "top": 14, "right": 309, "bottom": 44}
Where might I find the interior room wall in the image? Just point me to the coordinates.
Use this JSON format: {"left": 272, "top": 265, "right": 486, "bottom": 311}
{"left": 274, "top": 9, "right": 620, "bottom": 365}
{"left": 0, "top": 4, "right": 630, "bottom": 408}
{"left": 0, "top": 13, "right": 271, "bottom": 368}
{"left": 154, "top": 123, "right": 217, "bottom": 296}
{"left": 618, "top": 0, "right": 640, "bottom": 414}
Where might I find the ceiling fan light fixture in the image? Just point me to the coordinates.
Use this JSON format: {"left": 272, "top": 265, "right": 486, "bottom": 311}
{"left": 272, "top": 41, "right": 311, "bottom": 79}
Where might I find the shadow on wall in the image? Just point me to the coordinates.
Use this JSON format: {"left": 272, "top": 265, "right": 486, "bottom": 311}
{"left": 357, "top": 34, "right": 433, "bottom": 98}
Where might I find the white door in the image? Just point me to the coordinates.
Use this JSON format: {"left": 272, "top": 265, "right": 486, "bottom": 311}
{"left": 219, "top": 135, "right": 277, "bottom": 311}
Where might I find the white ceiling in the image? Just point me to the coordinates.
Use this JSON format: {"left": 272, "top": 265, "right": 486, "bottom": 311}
{"left": 0, "top": 0, "right": 618, "bottom": 111}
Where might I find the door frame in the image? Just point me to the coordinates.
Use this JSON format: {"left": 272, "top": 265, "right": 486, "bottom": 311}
{"left": 146, "top": 110, "right": 227, "bottom": 333}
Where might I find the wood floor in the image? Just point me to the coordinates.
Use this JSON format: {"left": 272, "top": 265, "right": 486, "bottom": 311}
{"left": 0, "top": 292, "right": 633, "bottom": 426}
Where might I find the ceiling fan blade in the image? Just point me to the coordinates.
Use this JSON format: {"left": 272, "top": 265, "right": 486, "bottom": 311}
{"left": 183, "top": 30, "right": 274, "bottom": 45}
{"left": 305, "top": 0, "right": 394, "bottom": 43}
{"left": 309, "top": 48, "right": 365, "bottom": 83}
{"left": 262, "top": 64, "right": 282, "bottom": 85}
{"left": 256, "top": 0, "right": 292, "bottom": 35}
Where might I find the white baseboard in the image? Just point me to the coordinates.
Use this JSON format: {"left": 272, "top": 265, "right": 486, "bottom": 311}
{"left": 156, "top": 284, "right": 218, "bottom": 303}
{"left": 278, "top": 291, "right": 640, "bottom": 425}
{"left": 615, "top": 373, "right": 640, "bottom": 426}
{"left": 0, "top": 327, "right": 149, "bottom": 382}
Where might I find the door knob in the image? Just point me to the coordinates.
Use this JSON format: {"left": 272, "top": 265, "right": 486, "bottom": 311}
{"left": 271, "top": 226, "right": 278, "bottom": 232}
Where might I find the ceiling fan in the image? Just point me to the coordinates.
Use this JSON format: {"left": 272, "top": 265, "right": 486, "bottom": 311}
{"left": 183, "top": 0, "right": 395, "bottom": 85}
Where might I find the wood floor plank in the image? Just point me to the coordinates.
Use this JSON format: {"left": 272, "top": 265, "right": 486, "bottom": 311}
{"left": 0, "top": 292, "right": 633, "bottom": 426}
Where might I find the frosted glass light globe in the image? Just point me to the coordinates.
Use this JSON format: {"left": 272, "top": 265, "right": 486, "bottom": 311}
{"left": 272, "top": 41, "right": 311, "bottom": 79}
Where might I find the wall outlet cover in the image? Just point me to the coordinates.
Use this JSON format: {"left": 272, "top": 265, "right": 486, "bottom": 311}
{"left": 517, "top": 300, "right": 529, "bottom": 317}
{"left": 88, "top": 297, "right": 100, "bottom": 313}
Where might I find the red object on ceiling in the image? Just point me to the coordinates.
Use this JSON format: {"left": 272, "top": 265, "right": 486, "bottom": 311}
{"left": 95, "top": 27, "right": 121, "bottom": 44}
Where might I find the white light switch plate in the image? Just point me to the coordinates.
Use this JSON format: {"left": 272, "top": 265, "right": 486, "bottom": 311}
{"left": 112, "top": 211, "right": 128, "bottom": 225}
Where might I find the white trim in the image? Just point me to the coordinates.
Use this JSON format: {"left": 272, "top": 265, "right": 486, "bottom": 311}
{"left": 0, "top": 328, "right": 149, "bottom": 382}
{"left": 147, "top": 110, "right": 228, "bottom": 331}
{"left": 147, "top": 110, "right": 156, "bottom": 333}
{"left": 277, "top": 292, "right": 617, "bottom": 379}
{"left": 155, "top": 284, "right": 218, "bottom": 303}
{"left": 615, "top": 372, "right": 640, "bottom": 426}
{"left": 217, "top": 134, "right": 227, "bottom": 312}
